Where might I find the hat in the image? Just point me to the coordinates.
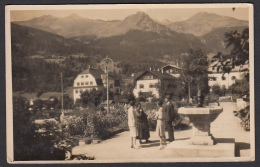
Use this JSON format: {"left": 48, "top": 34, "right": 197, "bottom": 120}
{"left": 129, "top": 101, "right": 135, "bottom": 106}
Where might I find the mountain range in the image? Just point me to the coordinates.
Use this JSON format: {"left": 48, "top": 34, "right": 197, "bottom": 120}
{"left": 14, "top": 11, "right": 174, "bottom": 39}
{"left": 160, "top": 12, "right": 248, "bottom": 36}
{"left": 12, "top": 11, "right": 249, "bottom": 61}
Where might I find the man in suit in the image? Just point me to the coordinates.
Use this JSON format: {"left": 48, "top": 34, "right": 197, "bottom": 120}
{"left": 164, "top": 95, "right": 175, "bottom": 142}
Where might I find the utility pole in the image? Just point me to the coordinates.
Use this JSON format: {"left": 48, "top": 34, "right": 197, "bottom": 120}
{"left": 61, "top": 72, "right": 64, "bottom": 111}
{"left": 189, "top": 81, "right": 191, "bottom": 105}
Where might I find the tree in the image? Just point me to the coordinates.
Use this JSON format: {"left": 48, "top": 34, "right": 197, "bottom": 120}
{"left": 228, "top": 74, "right": 249, "bottom": 96}
{"left": 137, "top": 91, "right": 146, "bottom": 102}
{"left": 81, "top": 89, "right": 104, "bottom": 107}
{"left": 212, "top": 28, "right": 249, "bottom": 96}
{"left": 211, "top": 85, "right": 221, "bottom": 96}
{"left": 13, "top": 96, "right": 65, "bottom": 160}
{"left": 212, "top": 28, "right": 249, "bottom": 75}
{"left": 181, "top": 49, "right": 209, "bottom": 107}
{"left": 63, "top": 94, "right": 73, "bottom": 109}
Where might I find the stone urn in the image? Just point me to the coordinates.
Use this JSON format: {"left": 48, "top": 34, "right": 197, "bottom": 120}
{"left": 178, "top": 106, "right": 223, "bottom": 145}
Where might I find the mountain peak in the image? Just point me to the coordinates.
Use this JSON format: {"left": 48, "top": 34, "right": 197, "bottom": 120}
{"left": 135, "top": 11, "right": 149, "bottom": 17}
{"left": 194, "top": 12, "right": 218, "bottom": 17}
{"left": 124, "top": 11, "right": 151, "bottom": 21}
{"left": 189, "top": 12, "right": 223, "bottom": 20}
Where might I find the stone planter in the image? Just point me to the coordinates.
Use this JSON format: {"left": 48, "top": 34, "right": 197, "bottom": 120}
{"left": 178, "top": 106, "right": 223, "bottom": 145}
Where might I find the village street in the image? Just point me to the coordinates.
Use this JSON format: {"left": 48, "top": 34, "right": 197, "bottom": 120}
{"left": 72, "top": 102, "right": 251, "bottom": 160}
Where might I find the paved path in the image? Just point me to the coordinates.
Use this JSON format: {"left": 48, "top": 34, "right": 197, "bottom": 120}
{"left": 72, "top": 102, "right": 251, "bottom": 160}
{"left": 211, "top": 102, "right": 251, "bottom": 157}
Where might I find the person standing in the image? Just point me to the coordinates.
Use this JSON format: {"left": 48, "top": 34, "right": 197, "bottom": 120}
{"left": 156, "top": 101, "right": 166, "bottom": 149}
{"left": 164, "top": 95, "right": 175, "bottom": 142}
{"left": 128, "top": 101, "right": 139, "bottom": 149}
{"left": 136, "top": 103, "right": 150, "bottom": 144}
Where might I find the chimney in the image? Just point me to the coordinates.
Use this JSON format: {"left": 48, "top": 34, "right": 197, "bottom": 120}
{"left": 177, "top": 63, "right": 179, "bottom": 66}
{"left": 89, "top": 65, "right": 91, "bottom": 69}
{"left": 149, "top": 67, "right": 152, "bottom": 70}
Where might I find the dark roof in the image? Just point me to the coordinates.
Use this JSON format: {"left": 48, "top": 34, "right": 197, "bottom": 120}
{"left": 39, "top": 92, "right": 61, "bottom": 99}
{"left": 80, "top": 68, "right": 104, "bottom": 79}
{"left": 95, "top": 79, "right": 103, "bottom": 86}
{"left": 134, "top": 70, "right": 176, "bottom": 81}
{"left": 161, "top": 64, "right": 182, "bottom": 70}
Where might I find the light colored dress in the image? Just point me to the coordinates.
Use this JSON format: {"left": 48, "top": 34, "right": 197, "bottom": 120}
{"left": 128, "top": 106, "right": 137, "bottom": 137}
{"left": 156, "top": 107, "right": 166, "bottom": 137}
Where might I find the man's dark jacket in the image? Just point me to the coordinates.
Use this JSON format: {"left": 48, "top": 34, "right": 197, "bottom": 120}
{"left": 164, "top": 102, "right": 175, "bottom": 122}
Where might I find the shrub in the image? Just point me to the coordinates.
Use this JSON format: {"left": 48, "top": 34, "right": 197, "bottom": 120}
{"left": 62, "top": 105, "right": 128, "bottom": 139}
{"left": 207, "top": 92, "right": 219, "bottom": 103}
{"left": 234, "top": 105, "right": 250, "bottom": 131}
{"left": 63, "top": 116, "right": 87, "bottom": 137}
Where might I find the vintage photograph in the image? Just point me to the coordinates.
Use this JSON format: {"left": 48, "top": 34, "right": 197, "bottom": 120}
{"left": 5, "top": 4, "right": 254, "bottom": 163}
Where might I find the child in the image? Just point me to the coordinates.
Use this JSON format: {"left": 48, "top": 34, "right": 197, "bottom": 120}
{"left": 128, "top": 101, "right": 139, "bottom": 149}
{"left": 156, "top": 101, "right": 167, "bottom": 150}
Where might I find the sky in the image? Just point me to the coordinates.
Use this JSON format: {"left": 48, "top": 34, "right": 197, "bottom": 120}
{"left": 10, "top": 5, "right": 250, "bottom": 22}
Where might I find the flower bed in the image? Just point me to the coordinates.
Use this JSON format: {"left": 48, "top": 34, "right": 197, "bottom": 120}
{"left": 62, "top": 104, "right": 128, "bottom": 140}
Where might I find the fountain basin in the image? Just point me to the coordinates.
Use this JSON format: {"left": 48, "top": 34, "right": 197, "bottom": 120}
{"left": 178, "top": 106, "right": 223, "bottom": 145}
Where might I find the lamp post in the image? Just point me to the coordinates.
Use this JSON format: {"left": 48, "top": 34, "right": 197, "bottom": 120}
{"left": 100, "top": 56, "right": 114, "bottom": 114}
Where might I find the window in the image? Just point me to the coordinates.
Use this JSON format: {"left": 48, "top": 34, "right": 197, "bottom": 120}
{"left": 81, "top": 75, "right": 84, "bottom": 78}
{"left": 81, "top": 82, "right": 84, "bottom": 85}
{"left": 139, "top": 84, "right": 144, "bottom": 89}
{"left": 149, "top": 83, "right": 156, "bottom": 88}
{"left": 77, "top": 82, "right": 80, "bottom": 86}
{"left": 75, "top": 90, "right": 78, "bottom": 93}
{"left": 80, "top": 89, "right": 83, "bottom": 93}
{"left": 143, "top": 75, "right": 153, "bottom": 80}
{"left": 85, "top": 82, "right": 89, "bottom": 85}
{"left": 90, "top": 81, "right": 93, "bottom": 85}
{"left": 110, "top": 84, "right": 114, "bottom": 88}
{"left": 231, "top": 76, "right": 236, "bottom": 80}
{"left": 210, "top": 77, "right": 216, "bottom": 81}
{"left": 222, "top": 77, "right": 226, "bottom": 80}
{"left": 85, "top": 75, "right": 88, "bottom": 78}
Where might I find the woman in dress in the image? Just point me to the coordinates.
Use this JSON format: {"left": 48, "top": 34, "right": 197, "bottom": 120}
{"left": 156, "top": 101, "right": 167, "bottom": 150}
{"left": 128, "top": 101, "right": 139, "bottom": 149}
{"left": 135, "top": 103, "right": 150, "bottom": 144}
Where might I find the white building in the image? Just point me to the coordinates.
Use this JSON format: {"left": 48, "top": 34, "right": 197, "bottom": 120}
{"left": 73, "top": 68, "right": 120, "bottom": 103}
{"left": 208, "top": 61, "right": 249, "bottom": 88}
{"left": 133, "top": 70, "right": 177, "bottom": 98}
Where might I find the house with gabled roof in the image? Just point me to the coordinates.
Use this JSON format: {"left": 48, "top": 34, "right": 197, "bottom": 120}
{"left": 73, "top": 67, "right": 121, "bottom": 103}
{"left": 133, "top": 70, "right": 178, "bottom": 98}
{"left": 161, "top": 64, "right": 182, "bottom": 78}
